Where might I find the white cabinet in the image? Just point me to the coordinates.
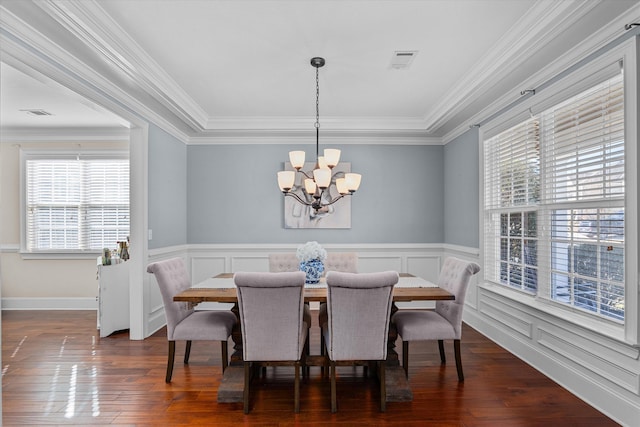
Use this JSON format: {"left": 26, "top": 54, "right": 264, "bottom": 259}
{"left": 96, "top": 260, "right": 130, "bottom": 337}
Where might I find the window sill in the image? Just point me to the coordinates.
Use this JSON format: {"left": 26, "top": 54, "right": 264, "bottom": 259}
{"left": 20, "top": 251, "right": 101, "bottom": 260}
{"left": 478, "top": 282, "right": 632, "bottom": 346}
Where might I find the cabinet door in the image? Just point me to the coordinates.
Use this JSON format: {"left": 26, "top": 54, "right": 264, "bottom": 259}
{"left": 98, "top": 262, "right": 130, "bottom": 337}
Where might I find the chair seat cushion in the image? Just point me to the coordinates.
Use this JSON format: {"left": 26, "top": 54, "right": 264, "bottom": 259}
{"left": 393, "top": 310, "right": 456, "bottom": 341}
{"left": 172, "top": 310, "right": 236, "bottom": 341}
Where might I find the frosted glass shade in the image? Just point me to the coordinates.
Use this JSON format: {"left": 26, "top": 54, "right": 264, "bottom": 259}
{"left": 317, "top": 156, "right": 328, "bottom": 170}
{"left": 304, "top": 178, "right": 316, "bottom": 194}
{"left": 345, "top": 173, "right": 362, "bottom": 192}
{"left": 277, "top": 171, "right": 295, "bottom": 191}
{"left": 313, "top": 168, "right": 331, "bottom": 189}
{"left": 336, "top": 178, "right": 349, "bottom": 195}
{"left": 289, "top": 151, "right": 305, "bottom": 169}
{"left": 324, "top": 149, "right": 341, "bottom": 168}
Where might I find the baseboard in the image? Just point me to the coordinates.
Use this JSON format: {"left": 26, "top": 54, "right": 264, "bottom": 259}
{"left": 1, "top": 297, "right": 98, "bottom": 310}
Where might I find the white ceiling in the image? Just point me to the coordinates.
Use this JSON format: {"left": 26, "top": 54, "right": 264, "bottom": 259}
{"left": 0, "top": 62, "right": 128, "bottom": 129}
{"left": 1, "top": 0, "right": 639, "bottom": 141}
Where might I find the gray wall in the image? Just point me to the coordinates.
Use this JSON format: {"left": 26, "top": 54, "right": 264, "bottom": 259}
{"left": 147, "top": 124, "right": 188, "bottom": 249}
{"left": 443, "top": 127, "right": 480, "bottom": 247}
{"left": 187, "top": 144, "right": 444, "bottom": 243}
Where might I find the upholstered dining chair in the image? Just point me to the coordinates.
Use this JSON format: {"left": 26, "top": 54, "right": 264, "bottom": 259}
{"left": 322, "top": 270, "right": 399, "bottom": 412}
{"left": 146, "top": 257, "right": 236, "bottom": 383}
{"left": 318, "top": 252, "right": 358, "bottom": 364}
{"left": 268, "top": 253, "right": 312, "bottom": 359}
{"left": 324, "top": 252, "right": 358, "bottom": 273}
{"left": 234, "top": 271, "right": 309, "bottom": 414}
{"left": 268, "top": 253, "right": 299, "bottom": 272}
{"left": 392, "top": 257, "right": 480, "bottom": 382}
{"left": 268, "top": 252, "right": 359, "bottom": 274}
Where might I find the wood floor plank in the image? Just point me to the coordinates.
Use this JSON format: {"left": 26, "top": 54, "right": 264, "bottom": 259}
{"left": 2, "top": 310, "right": 619, "bottom": 426}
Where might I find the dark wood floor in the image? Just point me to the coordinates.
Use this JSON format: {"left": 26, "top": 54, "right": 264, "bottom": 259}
{"left": 2, "top": 310, "right": 618, "bottom": 426}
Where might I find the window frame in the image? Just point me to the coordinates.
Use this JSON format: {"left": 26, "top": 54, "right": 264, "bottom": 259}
{"left": 479, "top": 38, "right": 638, "bottom": 345}
{"left": 20, "top": 148, "right": 130, "bottom": 259}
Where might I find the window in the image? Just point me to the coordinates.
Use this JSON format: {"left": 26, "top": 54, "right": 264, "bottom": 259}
{"left": 484, "top": 70, "right": 625, "bottom": 322}
{"left": 23, "top": 151, "right": 129, "bottom": 253}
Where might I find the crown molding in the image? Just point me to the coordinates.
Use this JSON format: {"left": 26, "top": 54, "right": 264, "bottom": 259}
{"left": 187, "top": 129, "right": 441, "bottom": 146}
{"left": 424, "top": 0, "right": 598, "bottom": 134}
{"left": 36, "top": 0, "right": 209, "bottom": 131}
{"left": 441, "top": 1, "right": 640, "bottom": 145}
{"left": 204, "top": 115, "right": 429, "bottom": 131}
{"left": 0, "top": 127, "right": 130, "bottom": 142}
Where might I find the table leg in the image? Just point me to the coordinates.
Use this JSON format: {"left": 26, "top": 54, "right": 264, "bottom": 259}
{"left": 229, "top": 303, "right": 243, "bottom": 364}
{"left": 218, "top": 303, "right": 245, "bottom": 403}
{"left": 385, "top": 302, "right": 413, "bottom": 402}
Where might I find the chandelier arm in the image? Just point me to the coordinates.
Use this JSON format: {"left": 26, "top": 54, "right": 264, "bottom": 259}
{"left": 321, "top": 194, "right": 348, "bottom": 207}
{"left": 297, "top": 170, "right": 314, "bottom": 180}
{"left": 284, "top": 191, "right": 313, "bottom": 206}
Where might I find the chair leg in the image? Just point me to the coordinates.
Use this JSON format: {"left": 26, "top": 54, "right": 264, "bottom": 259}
{"left": 454, "top": 339, "right": 464, "bottom": 382}
{"left": 302, "top": 333, "right": 311, "bottom": 378}
{"left": 243, "top": 361, "right": 251, "bottom": 414}
{"left": 320, "top": 334, "right": 325, "bottom": 378}
{"left": 221, "top": 340, "right": 228, "bottom": 373}
{"left": 438, "top": 339, "right": 446, "bottom": 364}
{"left": 402, "top": 340, "right": 409, "bottom": 379}
{"left": 330, "top": 361, "right": 337, "bottom": 413}
{"left": 379, "top": 360, "right": 386, "bottom": 412}
{"left": 184, "top": 340, "right": 192, "bottom": 364}
{"left": 294, "top": 361, "right": 300, "bottom": 413}
{"left": 166, "top": 341, "right": 176, "bottom": 383}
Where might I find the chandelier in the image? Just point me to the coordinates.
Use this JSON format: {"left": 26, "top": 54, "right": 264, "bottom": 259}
{"left": 277, "top": 57, "right": 361, "bottom": 213}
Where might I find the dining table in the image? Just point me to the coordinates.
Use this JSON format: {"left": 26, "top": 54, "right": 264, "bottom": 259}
{"left": 173, "top": 272, "right": 454, "bottom": 403}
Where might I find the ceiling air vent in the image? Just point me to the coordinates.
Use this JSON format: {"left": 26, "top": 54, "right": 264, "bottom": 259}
{"left": 20, "top": 109, "right": 53, "bottom": 116}
{"left": 390, "top": 51, "right": 418, "bottom": 69}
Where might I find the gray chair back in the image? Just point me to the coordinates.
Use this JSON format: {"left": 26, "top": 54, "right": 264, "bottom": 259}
{"left": 269, "top": 252, "right": 358, "bottom": 274}
{"left": 324, "top": 271, "right": 399, "bottom": 361}
{"left": 146, "top": 257, "right": 193, "bottom": 341}
{"left": 324, "top": 252, "right": 358, "bottom": 273}
{"left": 435, "top": 257, "right": 481, "bottom": 338}
{"left": 268, "top": 253, "right": 299, "bottom": 272}
{"left": 234, "top": 271, "right": 307, "bottom": 361}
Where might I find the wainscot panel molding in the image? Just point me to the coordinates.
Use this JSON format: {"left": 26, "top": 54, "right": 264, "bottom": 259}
{"left": 478, "top": 293, "right": 534, "bottom": 339}
{"left": 464, "top": 285, "right": 640, "bottom": 426}
{"left": 185, "top": 242, "right": 445, "bottom": 278}
{"left": 537, "top": 325, "right": 639, "bottom": 394}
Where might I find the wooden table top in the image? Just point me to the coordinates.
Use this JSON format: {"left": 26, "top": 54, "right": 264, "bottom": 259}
{"left": 173, "top": 273, "right": 455, "bottom": 303}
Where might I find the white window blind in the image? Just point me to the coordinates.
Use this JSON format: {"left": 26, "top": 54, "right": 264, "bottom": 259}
{"left": 540, "top": 74, "right": 624, "bottom": 204}
{"left": 539, "top": 72, "right": 625, "bottom": 321}
{"left": 483, "top": 70, "right": 625, "bottom": 322}
{"left": 25, "top": 154, "right": 130, "bottom": 252}
{"left": 484, "top": 118, "right": 540, "bottom": 292}
{"left": 484, "top": 118, "right": 540, "bottom": 210}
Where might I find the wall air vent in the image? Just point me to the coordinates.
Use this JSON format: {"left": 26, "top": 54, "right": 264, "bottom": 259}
{"left": 20, "top": 109, "right": 53, "bottom": 116}
{"left": 390, "top": 51, "right": 418, "bottom": 69}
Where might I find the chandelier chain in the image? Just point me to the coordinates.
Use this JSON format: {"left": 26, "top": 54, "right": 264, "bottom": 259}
{"left": 315, "top": 66, "right": 320, "bottom": 129}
